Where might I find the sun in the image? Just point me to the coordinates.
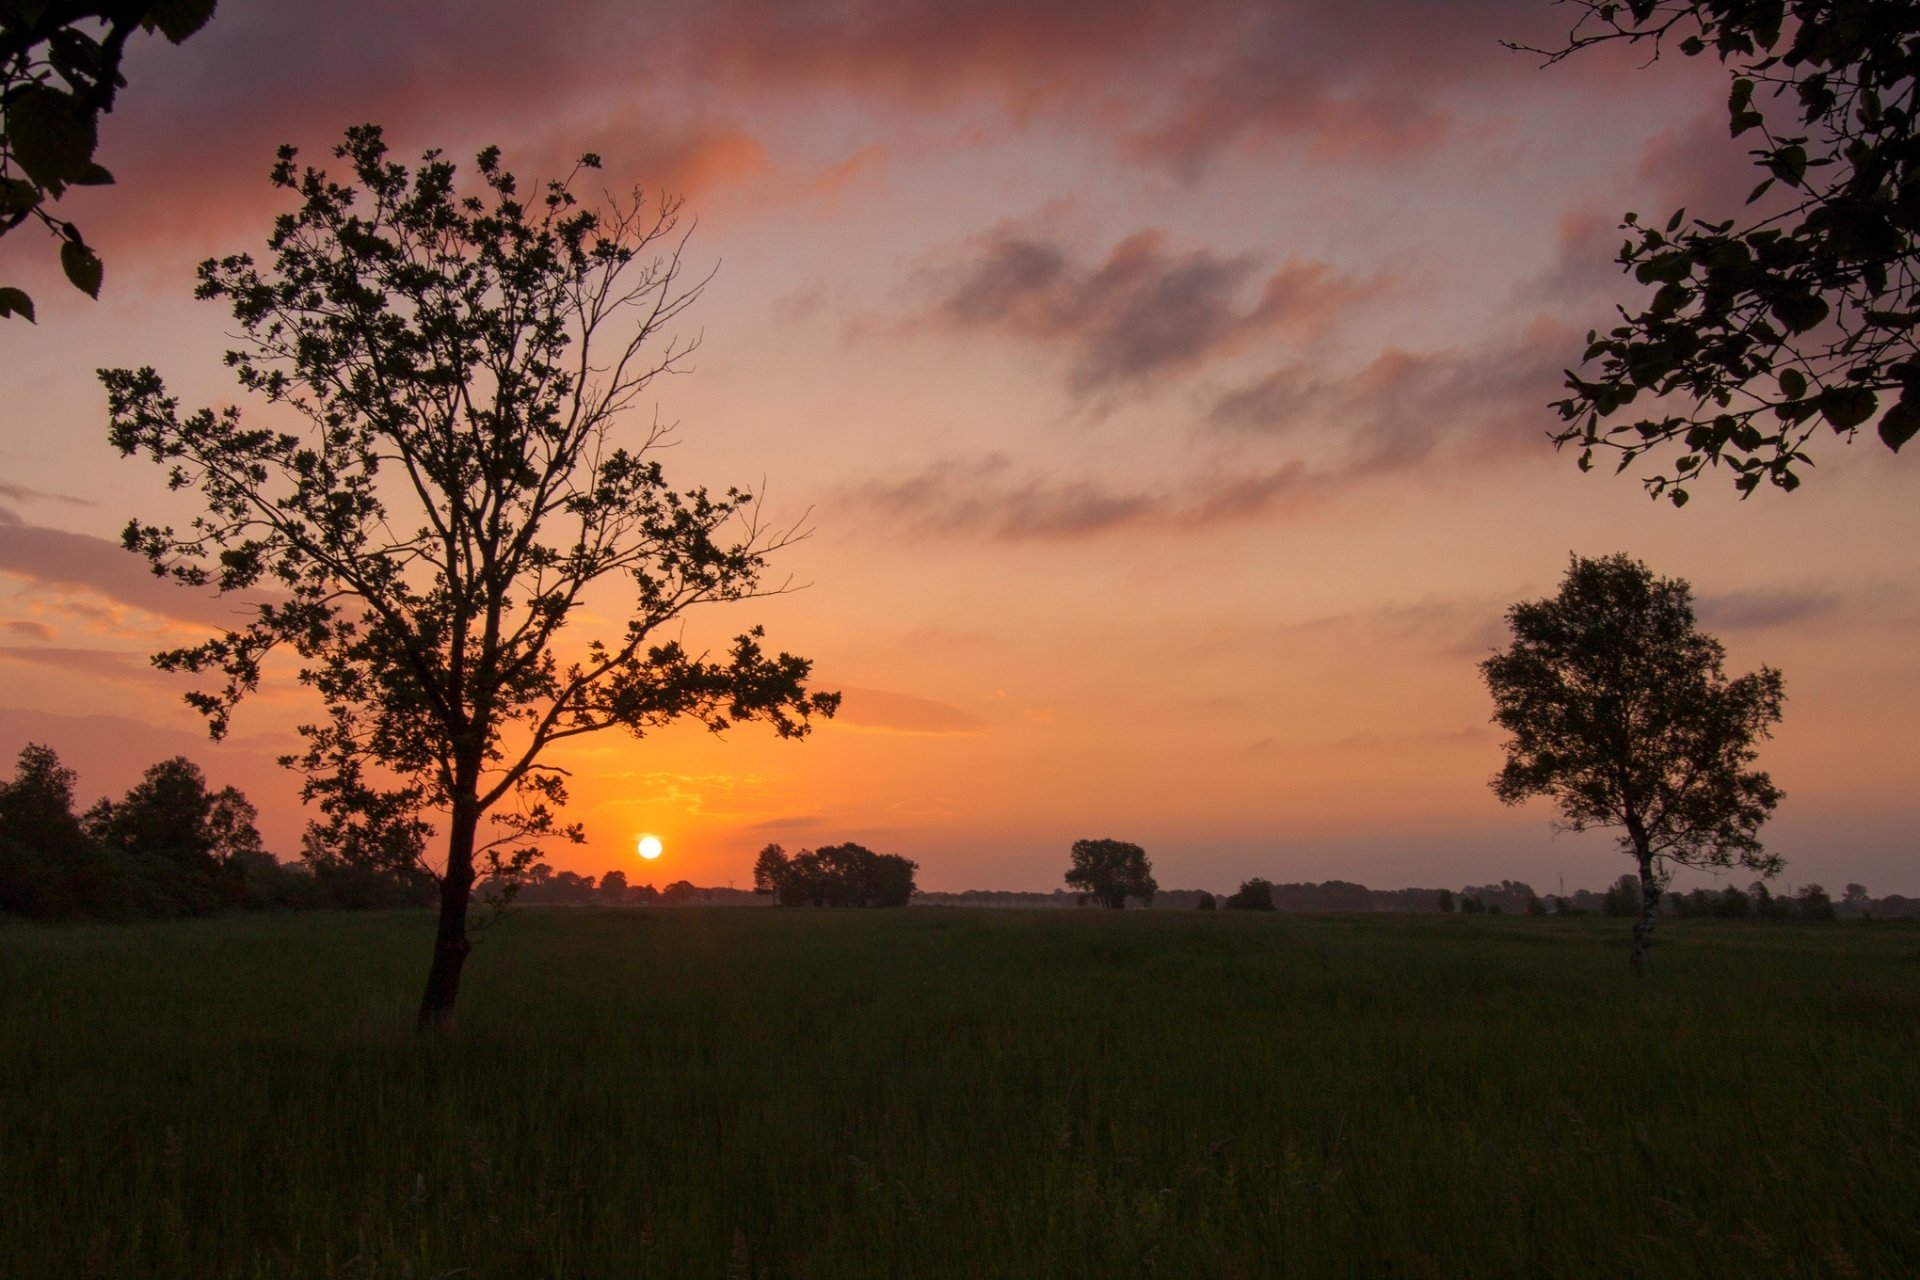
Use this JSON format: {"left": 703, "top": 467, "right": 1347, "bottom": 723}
{"left": 636, "top": 835, "right": 663, "bottom": 861}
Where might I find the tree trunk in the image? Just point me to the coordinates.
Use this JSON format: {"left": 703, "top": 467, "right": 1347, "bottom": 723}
{"left": 1630, "top": 846, "right": 1660, "bottom": 977}
{"left": 417, "top": 796, "right": 479, "bottom": 1032}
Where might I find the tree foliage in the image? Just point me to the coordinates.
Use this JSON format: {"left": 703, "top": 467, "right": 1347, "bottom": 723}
{"left": 1223, "top": 877, "right": 1276, "bottom": 910}
{"left": 1481, "top": 553, "right": 1784, "bottom": 971}
{"left": 1, "top": 0, "right": 216, "bottom": 321}
{"left": 1064, "top": 837, "right": 1157, "bottom": 909}
{"left": 1518, "top": 1, "right": 1920, "bottom": 501}
{"left": 0, "top": 742, "right": 415, "bottom": 919}
{"left": 753, "top": 841, "right": 918, "bottom": 907}
{"left": 103, "top": 126, "right": 836, "bottom": 1027}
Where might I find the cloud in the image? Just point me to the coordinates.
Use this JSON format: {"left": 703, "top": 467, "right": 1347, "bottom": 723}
{"left": 0, "top": 482, "right": 88, "bottom": 508}
{"left": 1696, "top": 587, "right": 1844, "bottom": 633}
{"left": 843, "top": 454, "right": 1315, "bottom": 541}
{"left": 0, "top": 512, "right": 252, "bottom": 629}
{"left": 78, "top": 0, "right": 1606, "bottom": 277}
{"left": 1207, "top": 316, "right": 1575, "bottom": 471}
{"left": 929, "top": 226, "right": 1386, "bottom": 392}
{"left": 830, "top": 686, "right": 989, "bottom": 735}
{"left": 0, "top": 646, "right": 180, "bottom": 687}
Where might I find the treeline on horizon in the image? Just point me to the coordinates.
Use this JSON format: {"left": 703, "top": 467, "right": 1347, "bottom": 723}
{"left": 4, "top": 743, "right": 1912, "bottom": 925}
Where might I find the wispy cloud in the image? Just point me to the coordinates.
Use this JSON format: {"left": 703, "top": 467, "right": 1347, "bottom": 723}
{"left": 841, "top": 454, "right": 1315, "bottom": 541}
{"left": 927, "top": 225, "right": 1386, "bottom": 393}
{"left": 1696, "top": 587, "right": 1845, "bottom": 633}
{"left": 0, "top": 512, "right": 249, "bottom": 629}
{"left": 1207, "top": 317, "right": 1574, "bottom": 469}
{"left": 830, "top": 686, "right": 989, "bottom": 735}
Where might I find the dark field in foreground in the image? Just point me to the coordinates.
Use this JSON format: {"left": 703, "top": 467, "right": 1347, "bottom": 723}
{"left": 3, "top": 908, "right": 1916, "bottom": 1278}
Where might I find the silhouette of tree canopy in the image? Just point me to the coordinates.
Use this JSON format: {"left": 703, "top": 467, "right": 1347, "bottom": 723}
{"left": 84, "top": 755, "right": 263, "bottom": 912}
{"left": 1, "top": 0, "right": 216, "bottom": 321}
{"left": 754, "top": 840, "right": 918, "bottom": 907}
{"left": 102, "top": 126, "right": 837, "bottom": 1029}
{"left": 1064, "top": 837, "right": 1157, "bottom": 909}
{"left": 1224, "top": 877, "right": 1276, "bottom": 910}
{"left": 1482, "top": 553, "right": 1784, "bottom": 973}
{"left": 0, "top": 741, "right": 394, "bottom": 918}
{"left": 1516, "top": 1, "right": 1920, "bottom": 502}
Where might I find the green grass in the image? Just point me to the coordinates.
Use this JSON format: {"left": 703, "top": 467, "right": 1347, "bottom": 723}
{"left": 2, "top": 908, "right": 1916, "bottom": 1278}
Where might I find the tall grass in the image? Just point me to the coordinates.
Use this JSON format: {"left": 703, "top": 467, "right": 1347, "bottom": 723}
{"left": 2, "top": 908, "right": 1915, "bottom": 1277}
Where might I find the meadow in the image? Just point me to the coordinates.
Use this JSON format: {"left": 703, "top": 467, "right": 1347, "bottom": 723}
{"left": 2, "top": 907, "right": 1916, "bottom": 1278}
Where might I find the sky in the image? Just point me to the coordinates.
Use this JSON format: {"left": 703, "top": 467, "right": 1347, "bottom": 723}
{"left": 2, "top": 0, "right": 1916, "bottom": 896}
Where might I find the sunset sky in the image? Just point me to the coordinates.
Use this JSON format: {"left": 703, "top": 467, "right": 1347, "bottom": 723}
{"left": 2, "top": 0, "right": 1915, "bottom": 896}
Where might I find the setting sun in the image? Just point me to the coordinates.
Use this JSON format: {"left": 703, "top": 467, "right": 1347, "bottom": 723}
{"left": 637, "top": 835, "right": 664, "bottom": 861}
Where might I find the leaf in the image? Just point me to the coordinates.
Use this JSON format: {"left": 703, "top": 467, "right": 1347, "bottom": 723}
{"left": 1817, "top": 385, "right": 1877, "bottom": 432}
{"left": 60, "top": 241, "right": 102, "bottom": 299}
{"left": 1769, "top": 292, "right": 1828, "bottom": 334}
{"left": 70, "top": 163, "right": 115, "bottom": 187}
{"left": 1777, "top": 368, "right": 1807, "bottom": 400}
{"left": 0, "top": 178, "right": 41, "bottom": 216}
{"left": 140, "top": 0, "right": 218, "bottom": 43}
{"left": 1878, "top": 397, "right": 1920, "bottom": 452}
{"left": 0, "top": 287, "right": 36, "bottom": 323}
{"left": 1767, "top": 144, "right": 1808, "bottom": 187}
{"left": 6, "top": 85, "right": 98, "bottom": 187}
{"left": 1634, "top": 252, "right": 1693, "bottom": 285}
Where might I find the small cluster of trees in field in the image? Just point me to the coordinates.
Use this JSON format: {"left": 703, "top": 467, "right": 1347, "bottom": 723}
{"left": 0, "top": 744, "right": 429, "bottom": 920}
{"left": 753, "top": 842, "right": 918, "bottom": 907}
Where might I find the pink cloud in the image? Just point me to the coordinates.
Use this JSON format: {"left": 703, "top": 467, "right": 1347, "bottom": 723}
{"left": 1209, "top": 316, "right": 1575, "bottom": 470}
{"left": 929, "top": 225, "right": 1387, "bottom": 392}
{"left": 841, "top": 454, "right": 1316, "bottom": 541}
{"left": 0, "top": 509, "right": 253, "bottom": 630}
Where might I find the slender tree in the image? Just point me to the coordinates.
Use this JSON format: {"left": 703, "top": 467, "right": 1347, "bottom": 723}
{"left": 1514, "top": 1, "right": 1920, "bottom": 501}
{"left": 1064, "top": 838, "right": 1157, "bottom": 909}
{"left": 104, "top": 126, "right": 837, "bottom": 1028}
{"left": 1481, "top": 553, "right": 1784, "bottom": 973}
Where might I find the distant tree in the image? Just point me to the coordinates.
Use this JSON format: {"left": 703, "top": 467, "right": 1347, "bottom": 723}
{"left": 661, "top": 879, "right": 700, "bottom": 904}
{"left": 1514, "top": 2, "right": 1920, "bottom": 501}
{"left": 1064, "top": 838, "right": 1157, "bottom": 909}
{"left": 1796, "top": 881, "right": 1837, "bottom": 921}
{"left": 1, "top": 0, "right": 216, "bottom": 321}
{"left": 1224, "top": 877, "right": 1276, "bottom": 911}
{"left": 1482, "top": 553, "right": 1785, "bottom": 974}
{"left": 0, "top": 742, "right": 83, "bottom": 853}
{"left": 1841, "top": 882, "right": 1871, "bottom": 918}
{"left": 1436, "top": 887, "right": 1457, "bottom": 914}
{"left": 1195, "top": 890, "right": 1217, "bottom": 910}
{"left": 599, "top": 868, "right": 630, "bottom": 903}
{"left": 760, "top": 841, "right": 917, "bottom": 907}
{"left": 103, "top": 127, "right": 836, "bottom": 1030}
{"left": 0, "top": 742, "right": 92, "bottom": 915}
{"left": 1525, "top": 890, "right": 1547, "bottom": 917}
{"left": 85, "top": 755, "right": 264, "bottom": 914}
{"left": 752, "top": 842, "right": 788, "bottom": 896}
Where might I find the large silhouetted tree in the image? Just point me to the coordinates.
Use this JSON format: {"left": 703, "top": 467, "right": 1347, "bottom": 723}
{"left": 1481, "top": 553, "right": 1784, "bottom": 973}
{"left": 2, "top": 0, "right": 217, "bottom": 320}
{"left": 1065, "top": 838, "right": 1157, "bottom": 909}
{"left": 1516, "top": 2, "right": 1920, "bottom": 501}
{"left": 104, "top": 126, "right": 837, "bottom": 1029}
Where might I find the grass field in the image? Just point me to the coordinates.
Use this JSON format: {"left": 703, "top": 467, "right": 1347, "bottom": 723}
{"left": 3, "top": 907, "right": 1916, "bottom": 1278}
